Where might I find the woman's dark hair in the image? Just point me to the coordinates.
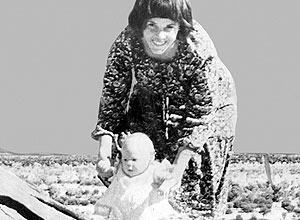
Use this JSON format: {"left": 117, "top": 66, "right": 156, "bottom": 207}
{"left": 128, "top": 0, "right": 193, "bottom": 40}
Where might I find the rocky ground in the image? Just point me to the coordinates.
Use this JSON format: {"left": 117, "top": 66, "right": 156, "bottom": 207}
{"left": 1, "top": 153, "right": 300, "bottom": 220}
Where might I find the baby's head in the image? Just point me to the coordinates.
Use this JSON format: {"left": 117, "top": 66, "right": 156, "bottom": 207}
{"left": 121, "top": 132, "right": 155, "bottom": 177}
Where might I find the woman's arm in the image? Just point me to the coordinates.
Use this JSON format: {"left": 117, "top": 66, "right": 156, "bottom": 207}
{"left": 161, "top": 21, "right": 237, "bottom": 194}
{"left": 163, "top": 56, "right": 237, "bottom": 194}
{"left": 172, "top": 146, "right": 195, "bottom": 182}
{"left": 91, "top": 27, "right": 133, "bottom": 141}
{"left": 97, "top": 135, "right": 113, "bottom": 172}
{"left": 98, "top": 135, "right": 113, "bottom": 160}
{"left": 182, "top": 56, "right": 237, "bottom": 150}
{"left": 157, "top": 146, "right": 195, "bottom": 195}
{"left": 92, "top": 28, "right": 133, "bottom": 178}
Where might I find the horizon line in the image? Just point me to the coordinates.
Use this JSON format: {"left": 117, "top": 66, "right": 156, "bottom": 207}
{"left": 1, "top": 148, "right": 299, "bottom": 157}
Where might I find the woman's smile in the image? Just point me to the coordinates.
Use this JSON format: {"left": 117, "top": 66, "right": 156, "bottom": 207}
{"left": 152, "top": 39, "right": 166, "bottom": 46}
{"left": 150, "top": 38, "right": 168, "bottom": 49}
{"left": 142, "top": 17, "right": 179, "bottom": 57}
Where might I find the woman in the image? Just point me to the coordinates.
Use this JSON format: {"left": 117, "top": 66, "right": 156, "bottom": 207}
{"left": 91, "top": 0, "right": 237, "bottom": 218}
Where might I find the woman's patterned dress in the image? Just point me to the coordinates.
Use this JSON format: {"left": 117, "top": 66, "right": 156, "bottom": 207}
{"left": 91, "top": 20, "right": 237, "bottom": 219}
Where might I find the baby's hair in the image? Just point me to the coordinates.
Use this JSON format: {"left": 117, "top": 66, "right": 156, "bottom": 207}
{"left": 123, "top": 132, "right": 155, "bottom": 155}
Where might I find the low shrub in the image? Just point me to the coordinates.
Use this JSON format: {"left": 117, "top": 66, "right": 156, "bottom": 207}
{"left": 281, "top": 198, "right": 295, "bottom": 212}
{"left": 235, "top": 214, "right": 243, "bottom": 220}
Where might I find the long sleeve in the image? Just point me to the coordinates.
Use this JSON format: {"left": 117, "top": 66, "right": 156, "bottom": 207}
{"left": 178, "top": 21, "right": 237, "bottom": 150}
{"left": 91, "top": 28, "right": 133, "bottom": 140}
{"left": 181, "top": 55, "right": 237, "bottom": 149}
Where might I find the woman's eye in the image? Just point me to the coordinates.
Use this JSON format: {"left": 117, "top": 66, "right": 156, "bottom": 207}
{"left": 147, "top": 22, "right": 155, "bottom": 27}
{"left": 165, "top": 25, "right": 175, "bottom": 31}
{"left": 146, "top": 23, "right": 156, "bottom": 29}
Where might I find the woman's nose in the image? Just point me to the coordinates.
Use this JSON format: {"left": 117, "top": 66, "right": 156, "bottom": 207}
{"left": 156, "top": 30, "right": 166, "bottom": 39}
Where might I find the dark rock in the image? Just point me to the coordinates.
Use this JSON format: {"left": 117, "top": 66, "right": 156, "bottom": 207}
{"left": 0, "top": 167, "right": 91, "bottom": 220}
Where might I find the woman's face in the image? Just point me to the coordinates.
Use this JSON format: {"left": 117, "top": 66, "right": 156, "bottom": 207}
{"left": 142, "top": 17, "right": 179, "bottom": 56}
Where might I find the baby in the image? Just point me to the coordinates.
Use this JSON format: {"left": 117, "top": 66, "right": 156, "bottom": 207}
{"left": 93, "top": 132, "right": 179, "bottom": 220}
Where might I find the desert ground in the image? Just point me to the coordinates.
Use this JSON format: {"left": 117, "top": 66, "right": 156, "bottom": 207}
{"left": 1, "top": 153, "right": 300, "bottom": 220}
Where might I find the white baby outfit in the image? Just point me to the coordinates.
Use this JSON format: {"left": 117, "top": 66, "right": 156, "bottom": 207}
{"left": 94, "top": 161, "right": 178, "bottom": 220}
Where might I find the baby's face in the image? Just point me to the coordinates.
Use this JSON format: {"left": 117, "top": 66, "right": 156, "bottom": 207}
{"left": 121, "top": 143, "right": 151, "bottom": 177}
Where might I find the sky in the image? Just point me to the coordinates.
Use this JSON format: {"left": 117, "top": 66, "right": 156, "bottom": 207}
{"left": 0, "top": 1, "right": 300, "bottom": 155}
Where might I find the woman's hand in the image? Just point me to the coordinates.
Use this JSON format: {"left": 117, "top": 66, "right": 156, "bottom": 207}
{"left": 157, "top": 177, "right": 179, "bottom": 197}
{"left": 154, "top": 159, "right": 181, "bottom": 197}
{"left": 158, "top": 148, "right": 194, "bottom": 196}
{"left": 96, "top": 158, "right": 113, "bottom": 177}
{"left": 96, "top": 157, "right": 115, "bottom": 187}
{"left": 97, "top": 135, "right": 113, "bottom": 178}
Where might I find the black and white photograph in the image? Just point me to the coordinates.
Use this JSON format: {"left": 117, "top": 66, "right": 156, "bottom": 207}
{"left": 1, "top": 1, "right": 300, "bottom": 219}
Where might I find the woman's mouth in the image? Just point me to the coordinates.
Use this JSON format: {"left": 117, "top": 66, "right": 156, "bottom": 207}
{"left": 152, "top": 39, "right": 166, "bottom": 47}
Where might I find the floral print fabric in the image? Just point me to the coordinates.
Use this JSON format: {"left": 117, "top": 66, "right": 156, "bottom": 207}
{"left": 92, "top": 20, "right": 237, "bottom": 218}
